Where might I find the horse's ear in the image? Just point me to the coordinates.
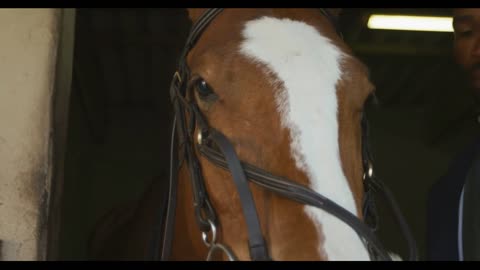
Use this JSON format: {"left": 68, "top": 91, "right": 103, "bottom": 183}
{"left": 187, "top": 8, "right": 208, "bottom": 24}
{"left": 325, "top": 8, "right": 342, "bottom": 19}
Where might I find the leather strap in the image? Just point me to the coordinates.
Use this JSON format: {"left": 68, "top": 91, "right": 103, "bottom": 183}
{"left": 206, "top": 129, "right": 270, "bottom": 261}
{"left": 198, "top": 142, "right": 392, "bottom": 261}
{"left": 159, "top": 117, "right": 180, "bottom": 260}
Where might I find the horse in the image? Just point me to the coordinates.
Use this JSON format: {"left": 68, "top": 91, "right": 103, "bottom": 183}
{"left": 88, "top": 8, "right": 416, "bottom": 261}
{"left": 155, "top": 8, "right": 417, "bottom": 261}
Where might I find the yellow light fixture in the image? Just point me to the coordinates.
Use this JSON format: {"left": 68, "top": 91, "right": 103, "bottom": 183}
{"left": 367, "top": 14, "right": 453, "bottom": 32}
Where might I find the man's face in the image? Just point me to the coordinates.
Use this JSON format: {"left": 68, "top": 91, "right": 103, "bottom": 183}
{"left": 453, "top": 8, "right": 480, "bottom": 97}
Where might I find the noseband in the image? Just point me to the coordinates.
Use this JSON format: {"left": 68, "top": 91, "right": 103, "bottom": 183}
{"left": 153, "top": 8, "right": 418, "bottom": 261}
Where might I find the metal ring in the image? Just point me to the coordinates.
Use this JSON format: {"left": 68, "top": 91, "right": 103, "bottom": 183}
{"left": 206, "top": 243, "right": 237, "bottom": 261}
{"left": 201, "top": 219, "right": 217, "bottom": 247}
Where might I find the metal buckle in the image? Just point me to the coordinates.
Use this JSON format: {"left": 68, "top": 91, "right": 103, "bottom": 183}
{"left": 172, "top": 71, "right": 183, "bottom": 92}
{"left": 197, "top": 131, "right": 203, "bottom": 145}
{"left": 201, "top": 219, "right": 217, "bottom": 247}
{"left": 173, "top": 71, "right": 182, "bottom": 84}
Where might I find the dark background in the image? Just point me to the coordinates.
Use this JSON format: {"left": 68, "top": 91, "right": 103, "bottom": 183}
{"left": 57, "top": 8, "right": 480, "bottom": 260}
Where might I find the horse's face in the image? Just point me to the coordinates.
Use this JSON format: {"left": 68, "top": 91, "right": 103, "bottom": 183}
{"left": 185, "top": 8, "right": 375, "bottom": 260}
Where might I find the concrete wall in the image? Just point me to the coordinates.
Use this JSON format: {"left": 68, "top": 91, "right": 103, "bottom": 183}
{"left": 0, "top": 9, "right": 61, "bottom": 260}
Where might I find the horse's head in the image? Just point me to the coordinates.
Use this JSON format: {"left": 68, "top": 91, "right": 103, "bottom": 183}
{"left": 172, "top": 8, "right": 377, "bottom": 261}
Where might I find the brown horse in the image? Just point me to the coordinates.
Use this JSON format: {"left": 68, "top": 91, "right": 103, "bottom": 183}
{"left": 164, "top": 8, "right": 404, "bottom": 261}
{"left": 89, "top": 8, "right": 414, "bottom": 261}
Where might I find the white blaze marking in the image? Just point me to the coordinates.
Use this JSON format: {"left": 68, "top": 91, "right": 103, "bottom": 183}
{"left": 239, "top": 16, "right": 370, "bottom": 260}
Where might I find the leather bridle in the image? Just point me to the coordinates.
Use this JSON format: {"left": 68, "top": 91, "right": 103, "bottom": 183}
{"left": 150, "top": 8, "right": 418, "bottom": 261}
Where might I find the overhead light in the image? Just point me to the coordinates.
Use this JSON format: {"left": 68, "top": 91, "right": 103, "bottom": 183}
{"left": 367, "top": 14, "right": 453, "bottom": 32}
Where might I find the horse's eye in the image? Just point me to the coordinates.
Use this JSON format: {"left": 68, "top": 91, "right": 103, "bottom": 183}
{"left": 195, "top": 79, "right": 215, "bottom": 99}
